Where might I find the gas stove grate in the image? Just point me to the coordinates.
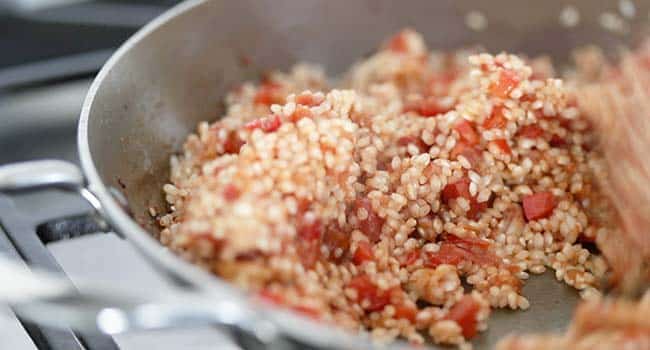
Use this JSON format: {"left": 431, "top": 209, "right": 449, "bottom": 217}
{"left": 0, "top": 194, "right": 119, "bottom": 350}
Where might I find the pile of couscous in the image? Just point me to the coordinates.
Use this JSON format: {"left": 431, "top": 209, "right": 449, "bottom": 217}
{"left": 159, "top": 30, "right": 616, "bottom": 347}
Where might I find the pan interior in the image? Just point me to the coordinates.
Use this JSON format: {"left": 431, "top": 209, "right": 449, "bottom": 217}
{"left": 83, "top": 0, "right": 644, "bottom": 348}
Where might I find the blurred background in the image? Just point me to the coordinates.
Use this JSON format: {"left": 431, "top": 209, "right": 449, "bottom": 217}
{"left": 0, "top": 0, "right": 178, "bottom": 165}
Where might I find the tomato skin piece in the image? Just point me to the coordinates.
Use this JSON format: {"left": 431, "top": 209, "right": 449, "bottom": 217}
{"left": 245, "top": 115, "right": 282, "bottom": 133}
{"left": 425, "top": 243, "right": 465, "bottom": 267}
{"left": 426, "top": 235, "right": 498, "bottom": 267}
{"left": 223, "top": 130, "right": 245, "bottom": 154}
{"left": 353, "top": 198, "right": 385, "bottom": 243}
{"left": 401, "top": 249, "right": 421, "bottom": 267}
{"left": 445, "top": 295, "right": 481, "bottom": 338}
{"left": 352, "top": 241, "right": 374, "bottom": 265}
{"left": 442, "top": 178, "right": 472, "bottom": 203}
{"left": 394, "top": 303, "right": 417, "bottom": 322}
{"left": 442, "top": 178, "right": 488, "bottom": 219}
{"left": 489, "top": 69, "right": 520, "bottom": 99}
{"left": 491, "top": 139, "right": 512, "bottom": 155}
{"left": 454, "top": 120, "right": 480, "bottom": 145}
{"left": 295, "top": 93, "right": 323, "bottom": 107}
{"left": 347, "top": 275, "right": 391, "bottom": 312}
{"left": 483, "top": 106, "right": 507, "bottom": 129}
{"left": 289, "top": 106, "right": 312, "bottom": 122}
{"left": 518, "top": 125, "right": 544, "bottom": 139}
{"left": 522, "top": 192, "right": 556, "bottom": 221}
{"left": 450, "top": 142, "right": 482, "bottom": 168}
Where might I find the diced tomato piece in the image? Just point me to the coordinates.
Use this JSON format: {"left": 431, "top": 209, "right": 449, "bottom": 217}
{"left": 401, "top": 249, "right": 421, "bottom": 267}
{"left": 425, "top": 243, "right": 466, "bottom": 267}
{"left": 549, "top": 134, "right": 567, "bottom": 147}
{"left": 386, "top": 31, "right": 409, "bottom": 53}
{"left": 352, "top": 241, "right": 374, "bottom": 265}
{"left": 289, "top": 105, "right": 312, "bottom": 122}
{"left": 223, "top": 130, "right": 245, "bottom": 154}
{"left": 291, "top": 305, "right": 321, "bottom": 319}
{"left": 245, "top": 115, "right": 282, "bottom": 132}
{"left": 467, "top": 200, "right": 488, "bottom": 220}
{"left": 295, "top": 92, "right": 323, "bottom": 107}
{"left": 398, "top": 136, "right": 429, "bottom": 153}
{"left": 450, "top": 142, "right": 482, "bottom": 167}
{"left": 405, "top": 97, "right": 452, "bottom": 117}
{"left": 445, "top": 295, "right": 481, "bottom": 338}
{"left": 454, "top": 120, "right": 480, "bottom": 145}
{"left": 297, "top": 239, "right": 320, "bottom": 269}
{"left": 489, "top": 69, "right": 520, "bottom": 99}
{"left": 518, "top": 125, "right": 544, "bottom": 139}
{"left": 222, "top": 184, "right": 240, "bottom": 202}
{"left": 322, "top": 228, "right": 350, "bottom": 262}
{"left": 347, "top": 275, "right": 391, "bottom": 312}
{"left": 297, "top": 214, "right": 323, "bottom": 241}
{"left": 254, "top": 83, "right": 284, "bottom": 105}
{"left": 435, "top": 235, "right": 498, "bottom": 266}
{"left": 259, "top": 289, "right": 284, "bottom": 304}
{"left": 522, "top": 192, "right": 556, "bottom": 221}
{"left": 491, "top": 139, "right": 512, "bottom": 155}
{"left": 442, "top": 178, "right": 488, "bottom": 219}
{"left": 441, "top": 178, "right": 472, "bottom": 203}
{"left": 444, "top": 234, "right": 491, "bottom": 250}
{"left": 353, "top": 198, "right": 385, "bottom": 243}
{"left": 420, "top": 98, "right": 453, "bottom": 116}
{"left": 483, "top": 106, "right": 508, "bottom": 129}
{"left": 394, "top": 303, "right": 417, "bottom": 322}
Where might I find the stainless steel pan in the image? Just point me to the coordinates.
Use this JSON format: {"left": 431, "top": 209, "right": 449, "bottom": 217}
{"left": 0, "top": 1, "right": 646, "bottom": 348}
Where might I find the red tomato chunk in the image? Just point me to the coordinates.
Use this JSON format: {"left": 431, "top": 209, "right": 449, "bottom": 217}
{"left": 401, "top": 248, "right": 421, "bottom": 267}
{"left": 442, "top": 178, "right": 487, "bottom": 219}
{"left": 522, "top": 192, "right": 556, "bottom": 221}
{"left": 491, "top": 139, "right": 512, "bottom": 155}
{"left": 245, "top": 115, "right": 282, "bottom": 133}
{"left": 454, "top": 120, "right": 480, "bottom": 145}
{"left": 445, "top": 295, "right": 481, "bottom": 338}
{"left": 352, "top": 241, "right": 374, "bottom": 265}
{"left": 490, "top": 69, "right": 520, "bottom": 99}
{"left": 483, "top": 106, "right": 507, "bottom": 129}
{"left": 394, "top": 303, "right": 417, "bottom": 322}
{"left": 223, "top": 130, "right": 245, "bottom": 154}
{"left": 425, "top": 243, "right": 465, "bottom": 267}
{"left": 404, "top": 97, "right": 452, "bottom": 117}
{"left": 518, "top": 125, "right": 544, "bottom": 139}
{"left": 295, "top": 93, "right": 323, "bottom": 107}
{"left": 353, "top": 198, "right": 385, "bottom": 243}
{"left": 450, "top": 142, "right": 482, "bottom": 168}
{"left": 347, "top": 275, "right": 391, "bottom": 312}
